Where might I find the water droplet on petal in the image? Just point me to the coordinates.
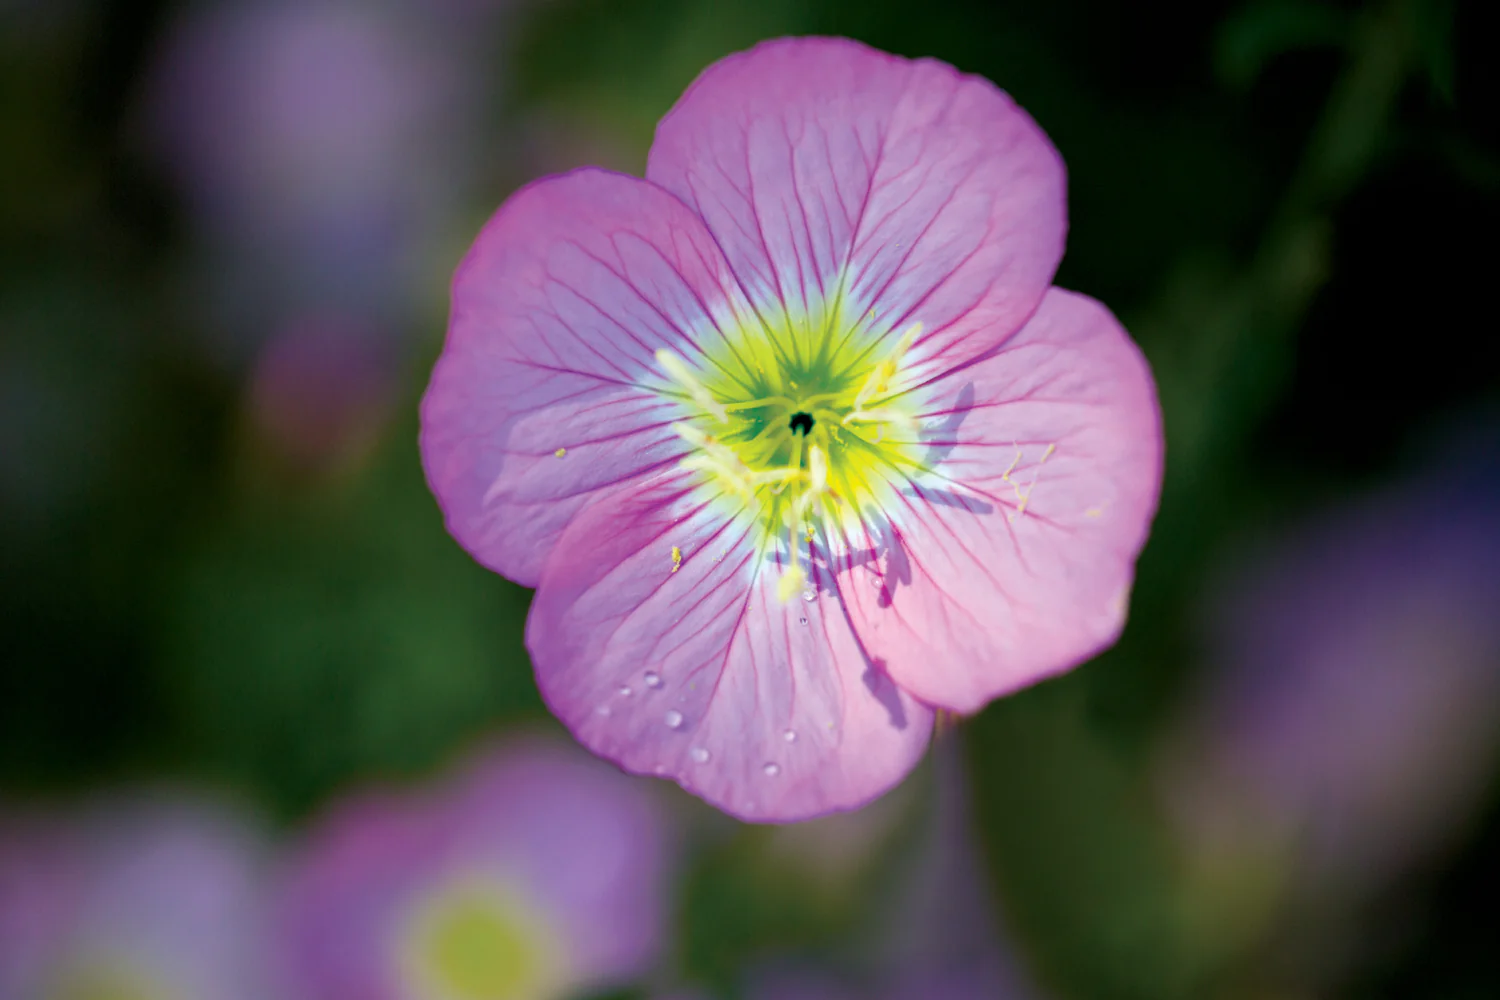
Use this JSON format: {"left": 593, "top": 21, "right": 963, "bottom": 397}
{"left": 802, "top": 587, "right": 816, "bottom": 602}
{"left": 783, "top": 729, "right": 797, "bottom": 742}
{"left": 798, "top": 616, "right": 808, "bottom": 625}
{"left": 644, "top": 671, "right": 663, "bottom": 689}
{"left": 690, "top": 747, "right": 710, "bottom": 763}
{"left": 763, "top": 762, "right": 781, "bottom": 777}
{"left": 618, "top": 685, "right": 632, "bottom": 697}
{"left": 664, "top": 710, "right": 684, "bottom": 729}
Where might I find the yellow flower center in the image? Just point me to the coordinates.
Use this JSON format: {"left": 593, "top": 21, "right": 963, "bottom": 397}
{"left": 657, "top": 306, "right": 926, "bottom": 597}
{"left": 401, "top": 877, "right": 565, "bottom": 1000}
{"left": 47, "top": 957, "right": 175, "bottom": 1000}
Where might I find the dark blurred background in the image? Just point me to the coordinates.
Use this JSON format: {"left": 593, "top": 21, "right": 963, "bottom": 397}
{"left": 2, "top": 0, "right": 1497, "bottom": 998}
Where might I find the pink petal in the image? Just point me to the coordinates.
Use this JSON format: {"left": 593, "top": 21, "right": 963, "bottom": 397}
{"left": 420, "top": 168, "right": 755, "bottom": 585}
{"left": 647, "top": 36, "right": 1065, "bottom": 376}
{"left": 829, "top": 288, "right": 1162, "bottom": 713}
{"left": 527, "top": 470, "right": 935, "bottom": 823}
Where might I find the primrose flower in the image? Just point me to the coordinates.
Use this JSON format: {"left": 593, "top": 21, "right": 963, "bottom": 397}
{"left": 275, "top": 738, "right": 670, "bottom": 1000}
{"left": 422, "top": 38, "right": 1163, "bottom": 821}
{"left": 0, "top": 793, "right": 286, "bottom": 1000}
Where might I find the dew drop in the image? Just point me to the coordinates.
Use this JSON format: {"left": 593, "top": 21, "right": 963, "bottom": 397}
{"left": 801, "top": 587, "right": 816, "bottom": 602}
{"left": 798, "top": 616, "right": 808, "bottom": 625}
{"left": 644, "top": 671, "right": 663, "bottom": 689}
{"left": 782, "top": 729, "right": 797, "bottom": 743}
{"left": 664, "top": 709, "right": 684, "bottom": 729}
{"left": 618, "top": 685, "right": 632, "bottom": 697}
{"left": 763, "top": 762, "right": 781, "bottom": 777}
{"left": 690, "top": 747, "right": 711, "bottom": 763}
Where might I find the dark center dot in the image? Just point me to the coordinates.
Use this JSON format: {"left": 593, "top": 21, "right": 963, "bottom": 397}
{"left": 788, "top": 411, "right": 815, "bottom": 436}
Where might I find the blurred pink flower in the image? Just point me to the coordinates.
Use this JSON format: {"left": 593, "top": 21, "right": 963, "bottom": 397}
{"left": 245, "top": 314, "right": 401, "bottom": 475}
{"left": 1165, "top": 431, "right": 1500, "bottom": 898}
{"left": 421, "top": 37, "right": 1162, "bottom": 821}
{"left": 0, "top": 793, "right": 286, "bottom": 1000}
{"left": 662, "top": 743, "right": 1041, "bottom": 1000}
{"left": 140, "top": 0, "right": 482, "bottom": 364}
{"left": 276, "top": 737, "right": 672, "bottom": 1000}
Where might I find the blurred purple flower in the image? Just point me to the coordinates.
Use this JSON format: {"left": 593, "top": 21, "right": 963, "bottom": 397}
{"left": 140, "top": 0, "right": 485, "bottom": 363}
{"left": 1165, "top": 431, "right": 1500, "bottom": 896}
{"left": 276, "top": 737, "right": 672, "bottom": 1000}
{"left": 668, "top": 741, "right": 1041, "bottom": 1000}
{"left": 245, "top": 313, "right": 401, "bottom": 476}
{"left": 0, "top": 793, "right": 286, "bottom": 1000}
{"left": 862, "top": 741, "right": 1038, "bottom": 1000}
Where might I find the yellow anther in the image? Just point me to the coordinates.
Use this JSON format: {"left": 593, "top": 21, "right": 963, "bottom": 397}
{"left": 852, "top": 323, "right": 921, "bottom": 410}
{"left": 656, "top": 349, "right": 728, "bottom": 423}
{"left": 776, "top": 564, "right": 807, "bottom": 603}
{"left": 670, "top": 546, "right": 683, "bottom": 573}
{"left": 1001, "top": 446, "right": 1022, "bottom": 482}
{"left": 554, "top": 447, "right": 567, "bottom": 458}
{"left": 1009, "top": 443, "right": 1056, "bottom": 520}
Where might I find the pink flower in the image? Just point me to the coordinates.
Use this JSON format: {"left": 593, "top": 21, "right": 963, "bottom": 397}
{"left": 275, "top": 738, "right": 671, "bottom": 1000}
{"left": 0, "top": 793, "right": 287, "bottom": 1000}
{"left": 422, "top": 38, "right": 1162, "bottom": 821}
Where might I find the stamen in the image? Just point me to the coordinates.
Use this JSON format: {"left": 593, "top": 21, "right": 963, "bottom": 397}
{"left": 807, "top": 446, "right": 828, "bottom": 493}
{"left": 776, "top": 564, "right": 808, "bottom": 603}
{"left": 852, "top": 322, "right": 921, "bottom": 410}
{"left": 843, "top": 408, "right": 920, "bottom": 444}
{"left": 673, "top": 423, "right": 754, "bottom": 498}
{"left": 656, "top": 349, "right": 728, "bottom": 423}
{"left": 774, "top": 435, "right": 813, "bottom": 602}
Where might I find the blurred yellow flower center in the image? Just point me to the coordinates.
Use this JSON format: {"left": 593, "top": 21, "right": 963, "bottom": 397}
{"left": 48, "top": 958, "right": 173, "bottom": 1000}
{"left": 402, "top": 878, "right": 564, "bottom": 1000}
{"left": 658, "top": 307, "right": 926, "bottom": 598}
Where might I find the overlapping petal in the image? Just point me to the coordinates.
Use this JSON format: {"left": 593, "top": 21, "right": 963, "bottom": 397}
{"left": 827, "top": 288, "right": 1161, "bottom": 712}
{"left": 528, "top": 470, "right": 935, "bottom": 822}
{"left": 421, "top": 168, "right": 757, "bottom": 584}
{"left": 647, "top": 36, "right": 1066, "bottom": 381}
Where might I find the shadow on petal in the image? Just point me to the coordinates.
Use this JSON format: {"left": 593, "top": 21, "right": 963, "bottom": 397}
{"left": 862, "top": 660, "right": 911, "bottom": 731}
{"left": 920, "top": 380, "right": 976, "bottom": 467}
